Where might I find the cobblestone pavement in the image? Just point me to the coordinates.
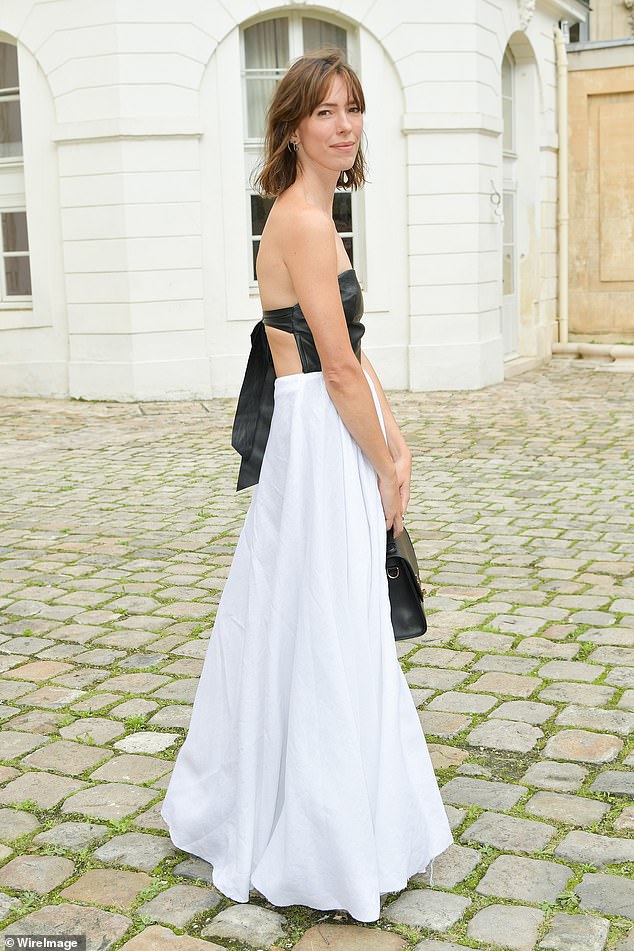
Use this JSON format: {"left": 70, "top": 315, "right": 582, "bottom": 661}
{"left": 0, "top": 360, "right": 632, "bottom": 951}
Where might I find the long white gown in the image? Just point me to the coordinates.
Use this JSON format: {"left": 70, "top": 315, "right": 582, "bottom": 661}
{"left": 161, "top": 274, "right": 454, "bottom": 923}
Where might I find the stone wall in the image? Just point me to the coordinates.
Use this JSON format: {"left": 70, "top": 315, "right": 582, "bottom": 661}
{"left": 590, "top": 0, "right": 632, "bottom": 40}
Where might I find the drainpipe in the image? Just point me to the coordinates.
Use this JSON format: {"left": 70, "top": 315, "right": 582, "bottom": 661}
{"left": 554, "top": 25, "right": 569, "bottom": 343}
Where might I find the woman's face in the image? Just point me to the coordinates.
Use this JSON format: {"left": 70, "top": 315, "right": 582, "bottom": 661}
{"left": 294, "top": 73, "right": 363, "bottom": 174}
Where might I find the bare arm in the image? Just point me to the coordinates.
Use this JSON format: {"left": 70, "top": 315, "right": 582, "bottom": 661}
{"left": 283, "top": 210, "right": 402, "bottom": 535}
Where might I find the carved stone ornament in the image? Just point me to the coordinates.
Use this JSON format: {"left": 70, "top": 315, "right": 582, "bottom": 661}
{"left": 517, "top": 0, "right": 536, "bottom": 30}
{"left": 625, "top": 0, "right": 634, "bottom": 36}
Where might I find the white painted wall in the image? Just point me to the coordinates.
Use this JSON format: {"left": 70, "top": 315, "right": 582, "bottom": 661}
{"left": 0, "top": 0, "right": 589, "bottom": 399}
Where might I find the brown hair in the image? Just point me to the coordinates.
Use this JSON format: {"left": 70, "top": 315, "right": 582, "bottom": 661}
{"left": 252, "top": 47, "right": 368, "bottom": 198}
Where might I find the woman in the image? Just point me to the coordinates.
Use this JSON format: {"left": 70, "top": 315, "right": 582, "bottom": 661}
{"left": 161, "top": 47, "right": 453, "bottom": 924}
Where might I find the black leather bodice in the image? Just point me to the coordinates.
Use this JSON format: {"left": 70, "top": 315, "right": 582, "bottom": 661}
{"left": 262, "top": 268, "right": 365, "bottom": 371}
{"left": 231, "top": 268, "right": 365, "bottom": 491}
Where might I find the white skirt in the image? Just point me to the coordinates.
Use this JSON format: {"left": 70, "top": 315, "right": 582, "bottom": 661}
{"left": 160, "top": 368, "right": 453, "bottom": 923}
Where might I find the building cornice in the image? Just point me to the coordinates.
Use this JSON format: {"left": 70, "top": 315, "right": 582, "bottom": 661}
{"left": 538, "top": 0, "right": 590, "bottom": 21}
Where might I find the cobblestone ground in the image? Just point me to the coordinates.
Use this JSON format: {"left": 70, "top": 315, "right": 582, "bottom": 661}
{"left": 0, "top": 360, "right": 632, "bottom": 951}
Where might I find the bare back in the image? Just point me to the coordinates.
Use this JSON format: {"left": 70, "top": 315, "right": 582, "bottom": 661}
{"left": 256, "top": 193, "right": 353, "bottom": 378}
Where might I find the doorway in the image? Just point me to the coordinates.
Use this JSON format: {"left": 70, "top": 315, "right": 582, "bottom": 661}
{"left": 502, "top": 48, "right": 519, "bottom": 358}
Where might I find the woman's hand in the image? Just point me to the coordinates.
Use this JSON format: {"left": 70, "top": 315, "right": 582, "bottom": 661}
{"left": 377, "top": 467, "right": 404, "bottom": 538}
{"left": 393, "top": 447, "right": 412, "bottom": 519}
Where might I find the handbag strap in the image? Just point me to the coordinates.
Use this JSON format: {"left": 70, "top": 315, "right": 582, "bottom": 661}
{"left": 386, "top": 527, "right": 426, "bottom": 599}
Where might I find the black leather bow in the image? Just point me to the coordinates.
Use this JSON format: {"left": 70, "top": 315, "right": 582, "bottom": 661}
{"left": 231, "top": 320, "right": 276, "bottom": 491}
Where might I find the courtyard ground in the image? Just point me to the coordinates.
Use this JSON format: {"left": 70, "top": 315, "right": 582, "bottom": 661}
{"left": 0, "top": 359, "right": 632, "bottom": 951}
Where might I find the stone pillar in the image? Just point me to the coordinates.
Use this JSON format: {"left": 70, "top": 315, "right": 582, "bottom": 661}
{"left": 403, "top": 113, "right": 505, "bottom": 390}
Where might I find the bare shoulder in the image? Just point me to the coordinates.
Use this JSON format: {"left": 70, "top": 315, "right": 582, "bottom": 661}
{"left": 281, "top": 203, "right": 337, "bottom": 277}
{"left": 284, "top": 201, "right": 332, "bottom": 237}
{"left": 272, "top": 196, "right": 334, "bottom": 259}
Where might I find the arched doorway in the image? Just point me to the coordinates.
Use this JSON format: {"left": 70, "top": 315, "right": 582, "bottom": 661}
{"left": 500, "top": 33, "right": 542, "bottom": 361}
{"left": 502, "top": 46, "right": 519, "bottom": 356}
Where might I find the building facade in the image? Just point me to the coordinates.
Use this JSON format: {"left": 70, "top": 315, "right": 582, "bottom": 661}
{"left": 0, "top": 0, "right": 588, "bottom": 400}
{"left": 587, "top": 0, "right": 632, "bottom": 39}
{"left": 567, "top": 0, "right": 634, "bottom": 342}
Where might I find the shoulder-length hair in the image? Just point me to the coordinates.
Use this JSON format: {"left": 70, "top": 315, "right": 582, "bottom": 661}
{"left": 252, "top": 47, "right": 368, "bottom": 198}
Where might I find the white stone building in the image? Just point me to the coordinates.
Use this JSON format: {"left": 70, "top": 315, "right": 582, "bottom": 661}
{"left": 0, "top": 0, "right": 589, "bottom": 400}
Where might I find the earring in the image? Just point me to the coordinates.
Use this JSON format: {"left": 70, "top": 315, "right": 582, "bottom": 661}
{"left": 287, "top": 140, "right": 298, "bottom": 153}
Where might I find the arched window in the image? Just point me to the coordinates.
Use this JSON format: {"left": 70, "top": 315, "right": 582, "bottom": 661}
{"left": 0, "top": 41, "right": 22, "bottom": 158}
{"left": 242, "top": 14, "right": 357, "bottom": 283}
{"left": 0, "top": 40, "right": 31, "bottom": 302}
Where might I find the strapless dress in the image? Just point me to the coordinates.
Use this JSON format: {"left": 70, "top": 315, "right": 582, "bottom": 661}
{"left": 161, "top": 267, "right": 454, "bottom": 922}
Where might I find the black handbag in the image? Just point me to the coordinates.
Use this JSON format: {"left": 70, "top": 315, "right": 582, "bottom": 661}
{"left": 386, "top": 526, "right": 427, "bottom": 640}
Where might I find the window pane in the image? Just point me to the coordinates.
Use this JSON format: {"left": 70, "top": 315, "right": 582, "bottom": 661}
{"left": 246, "top": 77, "right": 281, "bottom": 138}
{"left": 502, "top": 54, "right": 512, "bottom": 98}
{"left": 244, "top": 19, "right": 289, "bottom": 69}
{"left": 302, "top": 18, "right": 347, "bottom": 57}
{"left": 4, "top": 255, "right": 32, "bottom": 295}
{"left": 502, "top": 96, "right": 513, "bottom": 151}
{"left": 0, "top": 100, "right": 23, "bottom": 156}
{"left": 502, "top": 52, "right": 513, "bottom": 150}
{"left": 341, "top": 235, "right": 354, "bottom": 266}
{"left": 503, "top": 193, "right": 514, "bottom": 246}
{"left": 0, "top": 43, "right": 19, "bottom": 91}
{"left": 2, "top": 211, "right": 29, "bottom": 252}
{"left": 333, "top": 193, "right": 352, "bottom": 232}
{"left": 252, "top": 239, "right": 259, "bottom": 282}
{"left": 251, "top": 195, "right": 274, "bottom": 236}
